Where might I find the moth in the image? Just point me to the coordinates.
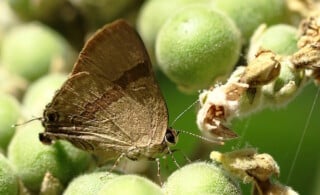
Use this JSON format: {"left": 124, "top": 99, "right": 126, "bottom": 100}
{"left": 39, "top": 20, "right": 178, "bottom": 163}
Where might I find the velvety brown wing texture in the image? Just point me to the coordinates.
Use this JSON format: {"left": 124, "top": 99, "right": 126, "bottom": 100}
{"left": 42, "top": 20, "right": 169, "bottom": 160}
{"left": 72, "top": 20, "right": 152, "bottom": 82}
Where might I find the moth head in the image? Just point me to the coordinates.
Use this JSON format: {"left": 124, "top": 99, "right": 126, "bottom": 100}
{"left": 39, "top": 110, "right": 60, "bottom": 145}
{"left": 164, "top": 127, "right": 178, "bottom": 146}
{"left": 43, "top": 110, "right": 59, "bottom": 124}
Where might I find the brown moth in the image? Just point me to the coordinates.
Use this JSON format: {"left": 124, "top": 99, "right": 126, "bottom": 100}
{"left": 39, "top": 20, "right": 178, "bottom": 163}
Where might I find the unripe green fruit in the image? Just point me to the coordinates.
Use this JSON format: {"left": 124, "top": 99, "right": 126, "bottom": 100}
{"left": 0, "top": 1, "right": 20, "bottom": 50}
{"left": 1, "top": 23, "right": 74, "bottom": 81}
{"left": 164, "top": 162, "right": 240, "bottom": 195}
{"left": 7, "top": 121, "right": 91, "bottom": 192}
{"left": 248, "top": 24, "right": 298, "bottom": 60}
{"left": 64, "top": 171, "right": 118, "bottom": 195}
{"left": 0, "top": 93, "right": 20, "bottom": 150}
{"left": 69, "top": 0, "right": 136, "bottom": 30}
{"left": 213, "top": 0, "right": 289, "bottom": 44}
{"left": 22, "top": 73, "right": 66, "bottom": 118}
{"left": 98, "top": 175, "right": 164, "bottom": 195}
{"left": 137, "top": 0, "right": 209, "bottom": 57}
{"left": 247, "top": 24, "right": 302, "bottom": 106}
{"left": 156, "top": 5, "right": 241, "bottom": 93}
{"left": 0, "top": 153, "right": 19, "bottom": 195}
{"left": 7, "top": 0, "right": 65, "bottom": 22}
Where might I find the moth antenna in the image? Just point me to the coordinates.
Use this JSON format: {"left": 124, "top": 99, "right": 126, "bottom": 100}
{"left": 12, "top": 117, "right": 43, "bottom": 128}
{"left": 155, "top": 158, "right": 163, "bottom": 186}
{"left": 167, "top": 146, "right": 180, "bottom": 168}
{"left": 170, "top": 99, "right": 199, "bottom": 126}
{"left": 176, "top": 129, "right": 225, "bottom": 145}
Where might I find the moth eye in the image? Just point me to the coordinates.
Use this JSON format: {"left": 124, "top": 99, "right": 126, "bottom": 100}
{"left": 165, "top": 129, "right": 177, "bottom": 145}
{"left": 46, "top": 112, "right": 59, "bottom": 122}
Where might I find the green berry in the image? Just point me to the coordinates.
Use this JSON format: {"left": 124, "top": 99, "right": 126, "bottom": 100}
{"left": 0, "top": 93, "right": 20, "bottom": 150}
{"left": 0, "top": 153, "right": 19, "bottom": 195}
{"left": 164, "top": 162, "right": 240, "bottom": 195}
{"left": 0, "top": 1, "right": 20, "bottom": 51}
{"left": 22, "top": 73, "right": 66, "bottom": 118}
{"left": 64, "top": 171, "right": 118, "bottom": 195}
{"left": 98, "top": 175, "right": 164, "bottom": 195}
{"left": 248, "top": 24, "right": 298, "bottom": 59}
{"left": 213, "top": 0, "right": 289, "bottom": 44}
{"left": 137, "top": 0, "right": 209, "bottom": 56}
{"left": 7, "top": 121, "right": 92, "bottom": 192}
{"left": 1, "top": 23, "right": 74, "bottom": 81}
{"left": 7, "top": 0, "right": 65, "bottom": 22}
{"left": 156, "top": 5, "right": 241, "bottom": 93}
{"left": 69, "top": 0, "right": 137, "bottom": 29}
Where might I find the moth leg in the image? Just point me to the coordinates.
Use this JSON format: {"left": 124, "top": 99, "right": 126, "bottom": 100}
{"left": 110, "top": 153, "right": 126, "bottom": 173}
{"left": 155, "top": 158, "right": 163, "bottom": 186}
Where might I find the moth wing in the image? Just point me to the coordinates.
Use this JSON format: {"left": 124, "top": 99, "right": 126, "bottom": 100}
{"left": 43, "top": 20, "right": 168, "bottom": 158}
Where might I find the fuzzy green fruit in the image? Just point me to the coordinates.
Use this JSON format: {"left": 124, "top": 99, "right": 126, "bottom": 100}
{"left": 22, "top": 73, "right": 66, "bottom": 118}
{"left": 7, "top": 121, "right": 91, "bottom": 192}
{"left": 0, "top": 1, "right": 19, "bottom": 50}
{"left": 138, "top": 0, "right": 209, "bottom": 61}
{"left": 64, "top": 171, "right": 118, "bottom": 195}
{"left": 247, "top": 25, "right": 302, "bottom": 106}
{"left": 0, "top": 93, "right": 20, "bottom": 150}
{"left": 98, "top": 175, "right": 164, "bottom": 195}
{"left": 1, "top": 23, "right": 74, "bottom": 81}
{"left": 213, "top": 0, "right": 289, "bottom": 44}
{"left": 69, "top": 0, "right": 136, "bottom": 29}
{"left": 248, "top": 24, "right": 298, "bottom": 60}
{"left": 7, "top": 0, "right": 65, "bottom": 22}
{"left": 164, "top": 162, "right": 240, "bottom": 195}
{"left": 0, "top": 153, "right": 19, "bottom": 195}
{"left": 156, "top": 5, "right": 241, "bottom": 93}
